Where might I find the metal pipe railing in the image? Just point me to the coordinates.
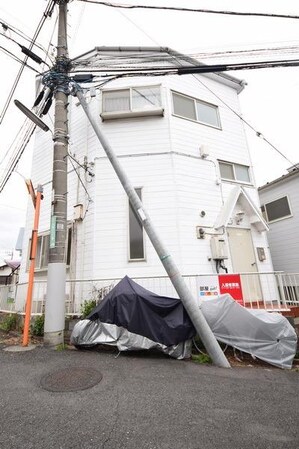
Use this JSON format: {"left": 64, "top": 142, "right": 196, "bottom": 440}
{"left": 1, "top": 271, "right": 298, "bottom": 316}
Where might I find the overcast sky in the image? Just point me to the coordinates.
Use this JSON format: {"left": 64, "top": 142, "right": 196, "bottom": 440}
{"left": 0, "top": 0, "right": 299, "bottom": 250}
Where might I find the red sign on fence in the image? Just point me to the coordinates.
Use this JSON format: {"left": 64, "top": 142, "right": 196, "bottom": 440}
{"left": 218, "top": 274, "right": 243, "bottom": 305}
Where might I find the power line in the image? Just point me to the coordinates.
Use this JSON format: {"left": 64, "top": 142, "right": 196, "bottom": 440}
{"left": 71, "top": 57, "right": 299, "bottom": 76}
{"left": 77, "top": 1, "right": 299, "bottom": 20}
{"left": 193, "top": 76, "right": 295, "bottom": 167}
{"left": 67, "top": 149, "right": 94, "bottom": 177}
{"left": 0, "top": 46, "right": 42, "bottom": 74}
{"left": 0, "top": 18, "right": 51, "bottom": 56}
{"left": 87, "top": 6, "right": 296, "bottom": 169}
{"left": 0, "top": 0, "right": 56, "bottom": 125}
{"left": 0, "top": 32, "right": 50, "bottom": 66}
{"left": 68, "top": 156, "right": 93, "bottom": 202}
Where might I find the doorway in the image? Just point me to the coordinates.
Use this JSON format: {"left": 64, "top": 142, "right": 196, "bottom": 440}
{"left": 227, "top": 227, "right": 262, "bottom": 302}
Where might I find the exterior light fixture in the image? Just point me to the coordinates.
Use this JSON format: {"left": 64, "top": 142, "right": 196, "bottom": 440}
{"left": 14, "top": 100, "right": 50, "bottom": 132}
{"left": 235, "top": 210, "right": 245, "bottom": 224}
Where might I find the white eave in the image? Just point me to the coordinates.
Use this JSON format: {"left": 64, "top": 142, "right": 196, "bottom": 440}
{"left": 72, "top": 46, "right": 246, "bottom": 94}
{"left": 214, "top": 186, "right": 269, "bottom": 232}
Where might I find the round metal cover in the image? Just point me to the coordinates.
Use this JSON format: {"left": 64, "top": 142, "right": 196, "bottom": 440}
{"left": 40, "top": 367, "right": 102, "bottom": 392}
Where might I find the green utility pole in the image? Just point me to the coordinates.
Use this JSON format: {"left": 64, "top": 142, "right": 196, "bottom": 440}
{"left": 43, "top": 0, "right": 70, "bottom": 345}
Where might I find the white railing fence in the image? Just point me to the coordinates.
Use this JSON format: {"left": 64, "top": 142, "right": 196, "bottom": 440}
{"left": 0, "top": 272, "right": 298, "bottom": 316}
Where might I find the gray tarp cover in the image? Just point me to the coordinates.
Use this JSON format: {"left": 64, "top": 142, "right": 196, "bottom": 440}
{"left": 70, "top": 320, "right": 192, "bottom": 359}
{"left": 200, "top": 294, "right": 297, "bottom": 369}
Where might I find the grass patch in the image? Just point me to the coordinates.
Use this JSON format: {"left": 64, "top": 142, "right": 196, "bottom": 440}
{"left": 56, "top": 343, "right": 68, "bottom": 351}
{"left": 192, "top": 353, "right": 212, "bottom": 364}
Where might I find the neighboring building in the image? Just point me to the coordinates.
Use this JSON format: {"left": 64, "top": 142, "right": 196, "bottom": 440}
{"left": 259, "top": 165, "right": 299, "bottom": 273}
{"left": 0, "top": 249, "right": 13, "bottom": 263}
{"left": 0, "top": 231, "right": 23, "bottom": 285}
{"left": 0, "top": 260, "right": 20, "bottom": 285}
{"left": 0, "top": 262, "right": 13, "bottom": 285}
{"left": 19, "top": 47, "right": 275, "bottom": 307}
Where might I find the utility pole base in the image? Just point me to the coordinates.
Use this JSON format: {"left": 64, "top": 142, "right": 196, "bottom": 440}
{"left": 44, "top": 331, "right": 64, "bottom": 347}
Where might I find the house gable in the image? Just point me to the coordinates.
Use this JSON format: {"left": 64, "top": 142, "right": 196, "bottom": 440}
{"left": 215, "top": 186, "right": 269, "bottom": 232}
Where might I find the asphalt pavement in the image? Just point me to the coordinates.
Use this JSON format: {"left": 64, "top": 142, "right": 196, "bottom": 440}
{"left": 0, "top": 345, "right": 298, "bottom": 449}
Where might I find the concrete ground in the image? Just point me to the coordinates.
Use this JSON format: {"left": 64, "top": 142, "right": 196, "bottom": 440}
{"left": 0, "top": 345, "right": 298, "bottom": 449}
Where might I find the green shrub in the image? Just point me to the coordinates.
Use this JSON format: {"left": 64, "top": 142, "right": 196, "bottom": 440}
{"left": 31, "top": 315, "right": 45, "bottom": 336}
{"left": 192, "top": 353, "right": 212, "bottom": 364}
{"left": 0, "top": 314, "right": 17, "bottom": 332}
{"left": 80, "top": 299, "right": 96, "bottom": 319}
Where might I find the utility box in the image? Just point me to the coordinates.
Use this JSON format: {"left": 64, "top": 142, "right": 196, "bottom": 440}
{"left": 257, "top": 247, "right": 266, "bottom": 261}
{"left": 74, "top": 203, "right": 83, "bottom": 221}
{"left": 210, "top": 236, "right": 228, "bottom": 260}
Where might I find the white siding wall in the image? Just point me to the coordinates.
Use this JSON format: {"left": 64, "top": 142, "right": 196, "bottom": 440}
{"left": 165, "top": 74, "right": 251, "bottom": 166}
{"left": 20, "top": 68, "right": 272, "bottom": 289}
{"left": 259, "top": 175, "right": 299, "bottom": 272}
{"left": 92, "top": 154, "right": 180, "bottom": 278}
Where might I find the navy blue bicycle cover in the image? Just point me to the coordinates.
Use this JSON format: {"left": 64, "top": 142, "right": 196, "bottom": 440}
{"left": 87, "top": 276, "right": 196, "bottom": 346}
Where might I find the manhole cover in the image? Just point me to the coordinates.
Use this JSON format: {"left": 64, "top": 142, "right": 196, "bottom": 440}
{"left": 40, "top": 367, "right": 103, "bottom": 392}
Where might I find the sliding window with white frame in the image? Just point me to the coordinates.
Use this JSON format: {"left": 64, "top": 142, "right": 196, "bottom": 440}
{"left": 172, "top": 91, "right": 221, "bottom": 128}
{"left": 219, "top": 160, "right": 251, "bottom": 184}
{"left": 101, "top": 85, "right": 163, "bottom": 120}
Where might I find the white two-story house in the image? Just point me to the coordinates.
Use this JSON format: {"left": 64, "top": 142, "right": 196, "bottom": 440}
{"left": 18, "top": 47, "right": 276, "bottom": 311}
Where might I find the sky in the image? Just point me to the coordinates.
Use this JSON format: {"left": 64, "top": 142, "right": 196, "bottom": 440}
{"left": 0, "top": 0, "right": 299, "bottom": 250}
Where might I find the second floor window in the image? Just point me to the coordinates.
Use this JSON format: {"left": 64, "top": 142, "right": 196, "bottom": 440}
{"left": 102, "top": 86, "right": 162, "bottom": 119}
{"left": 219, "top": 161, "right": 251, "bottom": 184}
{"left": 172, "top": 91, "right": 220, "bottom": 128}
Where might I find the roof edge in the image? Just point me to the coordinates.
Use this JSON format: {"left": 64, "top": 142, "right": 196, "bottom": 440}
{"left": 258, "top": 167, "right": 299, "bottom": 191}
{"left": 72, "top": 46, "right": 246, "bottom": 93}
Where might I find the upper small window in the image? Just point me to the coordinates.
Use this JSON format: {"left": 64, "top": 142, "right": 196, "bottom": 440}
{"left": 219, "top": 161, "right": 251, "bottom": 184}
{"left": 261, "top": 196, "right": 292, "bottom": 223}
{"left": 172, "top": 92, "right": 220, "bottom": 128}
{"left": 101, "top": 86, "right": 163, "bottom": 120}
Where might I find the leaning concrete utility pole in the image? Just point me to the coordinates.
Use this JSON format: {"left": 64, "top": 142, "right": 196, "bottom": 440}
{"left": 43, "top": 0, "right": 70, "bottom": 345}
{"left": 74, "top": 86, "right": 230, "bottom": 368}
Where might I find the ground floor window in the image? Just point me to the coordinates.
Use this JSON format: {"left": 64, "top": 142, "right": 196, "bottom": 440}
{"left": 27, "top": 226, "right": 72, "bottom": 270}
{"left": 129, "top": 188, "right": 145, "bottom": 261}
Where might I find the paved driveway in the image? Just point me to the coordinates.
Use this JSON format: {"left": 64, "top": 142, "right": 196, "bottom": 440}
{"left": 0, "top": 346, "right": 298, "bottom": 449}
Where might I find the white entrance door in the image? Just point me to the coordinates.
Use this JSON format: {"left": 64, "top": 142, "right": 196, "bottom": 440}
{"left": 227, "top": 228, "right": 262, "bottom": 302}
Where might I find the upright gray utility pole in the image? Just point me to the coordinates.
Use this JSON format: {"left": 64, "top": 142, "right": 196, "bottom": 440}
{"left": 43, "top": 0, "right": 70, "bottom": 345}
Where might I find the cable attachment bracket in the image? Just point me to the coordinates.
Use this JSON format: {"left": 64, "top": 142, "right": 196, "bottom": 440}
{"left": 42, "top": 71, "right": 71, "bottom": 95}
{"left": 54, "top": 0, "right": 70, "bottom": 5}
